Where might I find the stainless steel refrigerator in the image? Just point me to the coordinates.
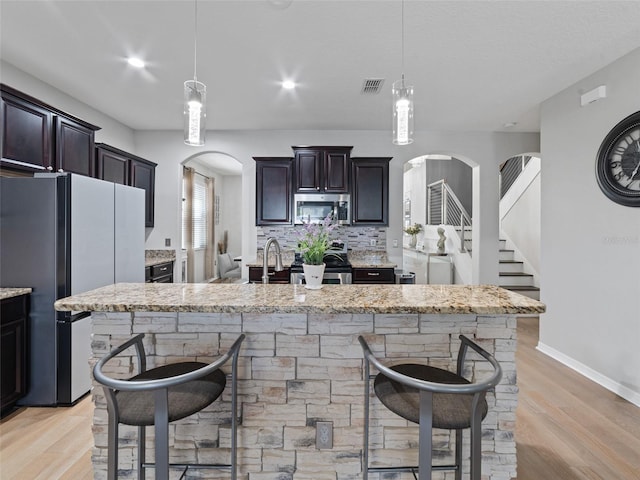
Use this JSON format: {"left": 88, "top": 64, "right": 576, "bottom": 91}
{"left": 0, "top": 173, "right": 144, "bottom": 405}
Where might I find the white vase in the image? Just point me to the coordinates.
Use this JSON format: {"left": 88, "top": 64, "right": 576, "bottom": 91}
{"left": 302, "top": 263, "right": 325, "bottom": 289}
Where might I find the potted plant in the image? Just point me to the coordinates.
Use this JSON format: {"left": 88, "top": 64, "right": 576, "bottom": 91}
{"left": 297, "top": 214, "right": 337, "bottom": 289}
{"left": 404, "top": 223, "right": 423, "bottom": 248}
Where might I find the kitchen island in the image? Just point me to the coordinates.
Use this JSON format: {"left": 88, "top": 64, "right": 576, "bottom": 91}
{"left": 55, "top": 283, "right": 544, "bottom": 480}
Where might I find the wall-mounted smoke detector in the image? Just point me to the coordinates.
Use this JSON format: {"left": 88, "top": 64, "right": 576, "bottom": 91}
{"left": 361, "top": 78, "right": 385, "bottom": 95}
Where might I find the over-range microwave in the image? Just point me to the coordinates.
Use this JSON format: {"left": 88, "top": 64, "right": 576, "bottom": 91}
{"left": 294, "top": 193, "right": 350, "bottom": 225}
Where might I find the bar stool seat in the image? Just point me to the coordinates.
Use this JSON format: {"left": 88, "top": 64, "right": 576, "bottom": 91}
{"left": 374, "top": 364, "right": 488, "bottom": 429}
{"left": 116, "top": 362, "right": 227, "bottom": 426}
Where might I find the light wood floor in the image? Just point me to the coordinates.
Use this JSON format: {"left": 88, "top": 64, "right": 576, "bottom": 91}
{"left": 1, "top": 317, "right": 639, "bottom": 479}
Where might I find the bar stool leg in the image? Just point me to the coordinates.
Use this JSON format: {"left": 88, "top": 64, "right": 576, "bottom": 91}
{"left": 154, "top": 389, "right": 170, "bottom": 480}
{"left": 418, "top": 390, "right": 434, "bottom": 480}
{"left": 362, "top": 360, "right": 370, "bottom": 480}
{"left": 455, "top": 429, "right": 463, "bottom": 480}
{"left": 137, "top": 425, "right": 145, "bottom": 480}
{"left": 107, "top": 414, "right": 118, "bottom": 480}
{"left": 470, "top": 409, "right": 482, "bottom": 480}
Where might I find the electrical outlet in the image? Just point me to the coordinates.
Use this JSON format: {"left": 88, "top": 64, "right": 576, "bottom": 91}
{"left": 369, "top": 239, "right": 377, "bottom": 247}
{"left": 165, "top": 238, "right": 171, "bottom": 247}
{"left": 316, "top": 421, "right": 333, "bottom": 449}
{"left": 393, "top": 239, "right": 399, "bottom": 248}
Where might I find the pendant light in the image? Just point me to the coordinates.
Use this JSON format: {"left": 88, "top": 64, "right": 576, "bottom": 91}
{"left": 392, "top": 0, "right": 414, "bottom": 145}
{"left": 184, "top": 0, "right": 206, "bottom": 146}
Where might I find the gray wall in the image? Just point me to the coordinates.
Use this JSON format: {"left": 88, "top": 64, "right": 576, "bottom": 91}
{"left": 424, "top": 157, "right": 473, "bottom": 214}
{"left": 539, "top": 47, "right": 640, "bottom": 405}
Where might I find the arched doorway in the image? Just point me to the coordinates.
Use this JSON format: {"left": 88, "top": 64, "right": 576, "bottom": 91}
{"left": 402, "top": 153, "right": 474, "bottom": 284}
{"left": 181, "top": 152, "right": 243, "bottom": 283}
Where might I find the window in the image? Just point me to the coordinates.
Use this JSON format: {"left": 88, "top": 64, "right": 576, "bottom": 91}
{"left": 182, "top": 172, "right": 208, "bottom": 250}
{"left": 192, "top": 175, "right": 207, "bottom": 249}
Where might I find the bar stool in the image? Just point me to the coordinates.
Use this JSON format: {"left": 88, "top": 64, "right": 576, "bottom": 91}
{"left": 358, "top": 334, "right": 502, "bottom": 480}
{"left": 93, "top": 333, "right": 245, "bottom": 480}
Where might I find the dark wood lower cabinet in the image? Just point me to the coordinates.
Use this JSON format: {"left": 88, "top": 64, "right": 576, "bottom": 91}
{"left": 352, "top": 267, "right": 395, "bottom": 284}
{"left": 249, "top": 267, "right": 291, "bottom": 284}
{"left": 145, "top": 261, "right": 174, "bottom": 283}
{"left": 1, "top": 294, "right": 29, "bottom": 416}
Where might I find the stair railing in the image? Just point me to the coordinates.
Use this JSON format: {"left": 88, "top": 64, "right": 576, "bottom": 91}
{"left": 499, "top": 155, "right": 531, "bottom": 199}
{"left": 427, "top": 179, "right": 472, "bottom": 253}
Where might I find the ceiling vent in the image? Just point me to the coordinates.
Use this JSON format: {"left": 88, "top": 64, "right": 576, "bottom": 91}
{"left": 361, "top": 78, "right": 385, "bottom": 95}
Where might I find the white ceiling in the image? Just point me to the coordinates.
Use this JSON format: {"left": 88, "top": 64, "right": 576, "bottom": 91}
{"left": 1, "top": 0, "right": 639, "bottom": 135}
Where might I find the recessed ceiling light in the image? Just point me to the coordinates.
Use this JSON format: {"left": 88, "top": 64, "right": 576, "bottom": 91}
{"left": 127, "top": 57, "right": 145, "bottom": 68}
{"left": 282, "top": 80, "right": 296, "bottom": 90}
{"left": 503, "top": 122, "right": 517, "bottom": 128}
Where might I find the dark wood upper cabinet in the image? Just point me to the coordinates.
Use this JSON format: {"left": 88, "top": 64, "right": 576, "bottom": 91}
{"left": 293, "top": 146, "right": 351, "bottom": 193}
{"left": 96, "top": 144, "right": 129, "bottom": 185}
{"left": 55, "top": 116, "right": 95, "bottom": 176}
{"left": 1, "top": 84, "right": 99, "bottom": 175}
{"left": 1, "top": 90, "right": 53, "bottom": 172}
{"left": 130, "top": 157, "right": 156, "bottom": 228}
{"left": 95, "top": 143, "right": 156, "bottom": 227}
{"left": 255, "top": 157, "right": 293, "bottom": 225}
{"left": 351, "top": 157, "right": 391, "bottom": 226}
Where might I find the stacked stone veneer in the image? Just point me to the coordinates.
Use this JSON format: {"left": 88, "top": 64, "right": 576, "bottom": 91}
{"left": 90, "top": 312, "right": 517, "bottom": 480}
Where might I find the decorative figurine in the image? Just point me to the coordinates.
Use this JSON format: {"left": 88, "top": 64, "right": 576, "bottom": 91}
{"left": 437, "top": 227, "right": 446, "bottom": 253}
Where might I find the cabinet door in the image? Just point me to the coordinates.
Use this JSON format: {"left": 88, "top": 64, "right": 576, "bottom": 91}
{"left": 96, "top": 146, "right": 129, "bottom": 184}
{"left": 55, "top": 116, "right": 95, "bottom": 176}
{"left": 324, "top": 150, "right": 350, "bottom": 193}
{"left": 1, "top": 92, "right": 52, "bottom": 172}
{"left": 351, "top": 158, "right": 390, "bottom": 225}
{"left": 130, "top": 158, "right": 155, "bottom": 227}
{"left": 353, "top": 268, "right": 395, "bottom": 284}
{"left": 249, "top": 267, "right": 290, "bottom": 283}
{"left": 255, "top": 158, "right": 293, "bottom": 225}
{"left": 1, "top": 295, "right": 28, "bottom": 413}
{"left": 294, "top": 149, "right": 321, "bottom": 192}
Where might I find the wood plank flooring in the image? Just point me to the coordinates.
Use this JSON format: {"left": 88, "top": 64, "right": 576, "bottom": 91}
{"left": 0, "top": 317, "right": 638, "bottom": 479}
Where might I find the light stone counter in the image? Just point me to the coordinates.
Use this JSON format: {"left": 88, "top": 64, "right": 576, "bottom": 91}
{"left": 0, "top": 287, "right": 32, "bottom": 300}
{"left": 55, "top": 283, "right": 544, "bottom": 480}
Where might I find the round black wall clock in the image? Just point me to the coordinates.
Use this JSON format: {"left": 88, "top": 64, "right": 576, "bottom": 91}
{"left": 595, "top": 110, "right": 640, "bottom": 207}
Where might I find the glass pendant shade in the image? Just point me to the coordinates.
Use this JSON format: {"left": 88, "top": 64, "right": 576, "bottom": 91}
{"left": 392, "top": 79, "right": 414, "bottom": 145}
{"left": 183, "top": 80, "right": 206, "bottom": 146}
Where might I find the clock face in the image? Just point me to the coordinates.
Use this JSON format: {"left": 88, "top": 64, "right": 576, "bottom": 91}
{"left": 596, "top": 111, "right": 640, "bottom": 207}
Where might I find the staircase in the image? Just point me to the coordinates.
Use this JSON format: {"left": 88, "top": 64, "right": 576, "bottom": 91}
{"left": 497, "top": 238, "right": 539, "bottom": 300}
{"left": 457, "top": 228, "right": 540, "bottom": 300}
{"left": 430, "top": 178, "right": 540, "bottom": 299}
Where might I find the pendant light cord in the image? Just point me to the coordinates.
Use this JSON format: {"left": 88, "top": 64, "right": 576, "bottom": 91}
{"left": 193, "top": 0, "right": 198, "bottom": 82}
{"left": 401, "top": 0, "right": 405, "bottom": 87}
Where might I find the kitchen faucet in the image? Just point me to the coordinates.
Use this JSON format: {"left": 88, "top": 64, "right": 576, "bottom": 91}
{"left": 262, "top": 237, "right": 284, "bottom": 284}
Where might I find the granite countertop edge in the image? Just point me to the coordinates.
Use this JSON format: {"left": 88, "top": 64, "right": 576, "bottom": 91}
{"left": 54, "top": 283, "right": 546, "bottom": 315}
{"left": 0, "top": 287, "right": 33, "bottom": 301}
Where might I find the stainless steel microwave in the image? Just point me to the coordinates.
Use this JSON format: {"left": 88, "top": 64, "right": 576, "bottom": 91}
{"left": 294, "top": 193, "right": 350, "bottom": 225}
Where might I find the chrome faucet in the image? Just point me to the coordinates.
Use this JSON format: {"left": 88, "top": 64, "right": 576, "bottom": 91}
{"left": 262, "top": 237, "right": 284, "bottom": 284}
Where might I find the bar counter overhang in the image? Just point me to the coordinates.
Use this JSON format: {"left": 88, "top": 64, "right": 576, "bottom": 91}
{"left": 55, "top": 283, "right": 545, "bottom": 480}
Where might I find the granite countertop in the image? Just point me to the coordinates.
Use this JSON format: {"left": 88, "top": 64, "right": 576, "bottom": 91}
{"left": 145, "top": 249, "right": 176, "bottom": 267}
{"left": 0, "top": 287, "right": 32, "bottom": 300}
{"left": 246, "top": 250, "right": 397, "bottom": 269}
{"left": 54, "top": 283, "right": 545, "bottom": 315}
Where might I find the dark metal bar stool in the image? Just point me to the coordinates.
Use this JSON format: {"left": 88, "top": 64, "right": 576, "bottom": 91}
{"left": 93, "top": 333, "right": 245, "bottom": 480}
{"left": 358, "top": 334, "right": 502, "bottom": 480}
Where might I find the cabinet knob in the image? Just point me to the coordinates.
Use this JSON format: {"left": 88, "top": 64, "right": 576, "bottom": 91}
{"left": 46, "top": 166, "right": 53, "bottom": 171}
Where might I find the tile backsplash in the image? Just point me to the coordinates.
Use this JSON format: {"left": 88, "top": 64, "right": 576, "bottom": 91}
{"left": 257, "top": 225, "right": 387, "bottom": 251}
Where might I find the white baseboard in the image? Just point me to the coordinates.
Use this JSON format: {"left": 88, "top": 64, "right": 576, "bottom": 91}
{"left": 536, "top": 342, "right": 640, "bottom": 408}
